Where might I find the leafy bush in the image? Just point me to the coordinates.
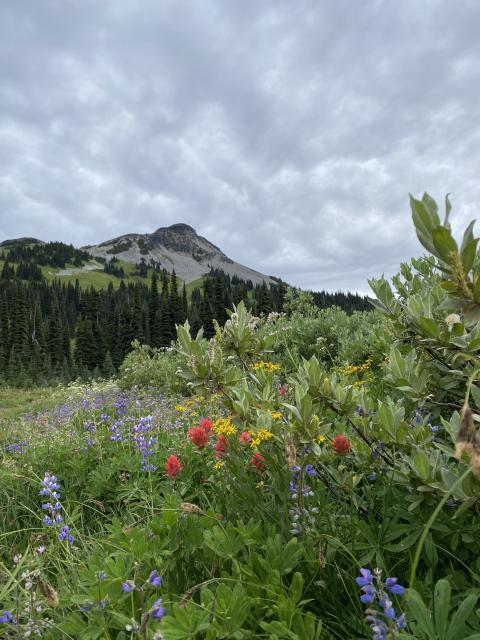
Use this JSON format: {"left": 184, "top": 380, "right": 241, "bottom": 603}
{"left": 118, "top": 340, "right": 188, "bottom": 394}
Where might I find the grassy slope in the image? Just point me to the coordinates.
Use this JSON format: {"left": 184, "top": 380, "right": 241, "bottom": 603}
{"left": 0, "top": 387, "right": 67, "bottom": 426}
{"left": 0, "top": 257, "right": 206, "bottom": 293}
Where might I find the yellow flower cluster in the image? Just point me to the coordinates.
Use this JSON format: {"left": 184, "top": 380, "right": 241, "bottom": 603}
{"left": 252, "top": 361, "right": 281, "bottom": 373}
{"left": 175, "top": 404, "right": 187, "bottom": 412}
{"left": 270, "top": 411, "right": 283, "bottom": 421}
{"left": 249, "top": 429, "right": 273, "bottom": 448}
{"left": 213, "top": 416, "right": 237, "bottom": 436}
{"left": 316, "top": 435, "right": 326, "bottom": 443}
{"left": 213, "top": 460, "right": 225, "bottom": 469}
{"left": 338, "top": 360, "right": 371, "bottom": 376}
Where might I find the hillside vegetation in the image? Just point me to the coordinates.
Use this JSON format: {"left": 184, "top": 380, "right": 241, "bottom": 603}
{"left": 1, "top": 194, "right": 480, "bottom": 639}
{"left": 0, "top": 239, "right": 369, "bottom": 387}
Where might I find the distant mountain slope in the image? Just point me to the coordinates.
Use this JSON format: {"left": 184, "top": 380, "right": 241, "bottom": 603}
{"left": 0, "top": 237, "right": 45, "bottom": 248}
{"left": 82, "top": 223, "right": 273, "bottom": 285}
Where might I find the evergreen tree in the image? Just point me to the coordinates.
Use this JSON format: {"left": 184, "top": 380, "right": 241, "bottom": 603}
{"left": 102, "top": 350, "right": 116, "bottom": 377}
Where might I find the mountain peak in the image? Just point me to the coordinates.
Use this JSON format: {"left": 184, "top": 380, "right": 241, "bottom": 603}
{"left": 154, "top": 223, "right": 196, "bottom": 235}
{"left": 83, "top": 223, "right": 272, "bottom": 285}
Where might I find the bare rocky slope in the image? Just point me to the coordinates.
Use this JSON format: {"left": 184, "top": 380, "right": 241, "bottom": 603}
{"left": 82, "top": 223, "right": 273, "bottom": 285}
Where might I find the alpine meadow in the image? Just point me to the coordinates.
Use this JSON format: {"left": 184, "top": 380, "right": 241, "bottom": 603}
{"left": 1, "top": 194, "right": 480, "bottom": 639}
{"left": 2, "top": 1, "right": 480, "bottom": 638}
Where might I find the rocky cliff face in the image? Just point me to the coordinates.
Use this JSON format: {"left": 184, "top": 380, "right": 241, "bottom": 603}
{"left": 83, "top": 224, "right": 272, "bottom": 285}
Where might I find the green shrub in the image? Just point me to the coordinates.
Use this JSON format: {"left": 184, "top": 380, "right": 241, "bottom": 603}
{"left": 118, "top": 340, "right": 188, "bottom": 394}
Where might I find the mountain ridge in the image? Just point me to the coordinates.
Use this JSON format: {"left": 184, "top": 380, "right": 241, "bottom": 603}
{"left": 81, "top": 223, "right": 272, "bottom": 285}
{"left": 1, "top": 224, "right": 273, "bottom": 286}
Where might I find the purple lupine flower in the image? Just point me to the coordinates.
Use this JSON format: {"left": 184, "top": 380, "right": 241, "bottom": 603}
{"left": 122, "top": 581, "right": 135, "bottom": 593}
{"left": 360, "top": 585, "right": 375, "bottom": 604}
{"left": 151, "top": 598, "right": 166, "bottom": 620}
{"left": 385, "top": 578, "right": 405, "bottom": 596}
{"left": 40, "top": 472, "right": 61, "bottom": 499}
{"left": 356, "top": 568, "right": 374, "bottom": 587}
{"left": 109, "top": 420, "right": 124, "bottom": 442}
{"left": 148, "top": 570, "right": 162, "bottom": 587}
{"left": 58, "top": 525, "right": 75, "bottom": 545}
{"left": 132, "top": 416, "right": 157, "bottom": 472}
{"left": 289, "top": 464, "right": 316, "bottom": 536}
{"left": 0, "top": 610, "right": 13, "bottom": 623}
{"left": 356, "top": 568, "right": 406, "bottom": 639}
{"left": 84, "top": 420, "right": 96, "bottom": 448}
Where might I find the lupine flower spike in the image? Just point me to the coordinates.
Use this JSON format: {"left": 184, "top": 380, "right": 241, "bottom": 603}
{"left": 356, "top": 567, "right": 406, "bottom": 639}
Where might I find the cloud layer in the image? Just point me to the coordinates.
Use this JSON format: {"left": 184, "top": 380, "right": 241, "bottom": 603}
{"left": 1, "top": 0, "right": 480, "bottom": 292}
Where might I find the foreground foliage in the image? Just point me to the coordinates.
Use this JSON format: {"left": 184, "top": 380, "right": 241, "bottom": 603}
{"left": 1, "top": 193, "right": 480, "bottom": 638}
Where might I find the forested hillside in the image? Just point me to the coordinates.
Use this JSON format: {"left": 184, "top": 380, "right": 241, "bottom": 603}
{"left": 0, "top": 244, "right": 371, "bottom": 386}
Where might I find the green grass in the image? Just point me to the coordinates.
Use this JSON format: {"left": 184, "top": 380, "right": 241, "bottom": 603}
{"left": 0, "top": 257, "right": 207, "bottom": 294}
{"left": 186, "top": 276, "right": 205, "bottom": 295}
{"left": 41, "top": 260, "right": 152, "bottom": 289}
{"left": 0, "top": 386, "right": 67, "bottom": 426}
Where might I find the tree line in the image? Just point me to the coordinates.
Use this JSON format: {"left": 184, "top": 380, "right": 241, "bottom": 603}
{"left": 0, "top": 263, "right": 371, "bottom": 387}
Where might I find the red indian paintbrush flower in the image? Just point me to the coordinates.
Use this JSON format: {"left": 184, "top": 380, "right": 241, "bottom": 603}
{"left": 165, "top": 454, "right": 182, "bottom": 478}
{"left": 239, "top": 431, "right": 252, "bottom": 445}
{"left": 188, "top": 425, "right": 210, "bottom": 449}
{"left": 331, "top": 435, "right": 351, "bottom": 455}
{"left": 250, "top": 452, "right": 265, "bottom": 470}
{"left": 278, "top": 386, "right": 287, "bottom": 397}
{"left": 214, "top": 434, "right": 228, "bottom": 458}
{"left": 198, "top": 418, "right": 213, "bottom": 433}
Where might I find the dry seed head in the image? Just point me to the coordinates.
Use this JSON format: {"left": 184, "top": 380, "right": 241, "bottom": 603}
{"left": 454, "top": 404, "right": 480, "bottom": 479}
{"left": 38, "top": 577, "right": 59, "bottom": 608}
{"left": 285, "top": 436, "right": 297, "bottom": 468}
{"left": 179, "top": 502, "right": 205, "bottom": 516}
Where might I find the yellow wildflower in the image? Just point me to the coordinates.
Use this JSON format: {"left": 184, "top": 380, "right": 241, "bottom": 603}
{"left": 316, "top": 435, "right": 326, "bottom": 443}
{"left": 213, "top": 461, "right": 225, "bottom": 469}
{"left": 250, "top": 429, "right": 274, "bottom": 448}
{"left": 175, "top": 404, "right": 187, "bottom": 412}
{"left": 213, "top": 416, "right": 237, "bottom": 436}
{"left": 252, "top": 361, "right": 281, "bottom": 373}
{"left": 338, "top": 360, "right": 371, "bottom": 376}
{"left": 270, "top": 411, "right": 283, "bottom": 421}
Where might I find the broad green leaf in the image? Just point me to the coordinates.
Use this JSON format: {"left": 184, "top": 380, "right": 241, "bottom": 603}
{"left": 411, "top": 195, "right": 440, "bottom": 256}
{"left": 461, "top": 238, "right": 479, "bottom": 274}
{"left": 407, "top": 588, "right": 436, "bottom": 638}
{"left": 432, "top": 227, "right": 458, "bottom": 264}
{"left": 433, "top": 579, "right": 451, "bottom": 639}
{"left": 446, "top": 593, "right": 478, "bottom": 640}
{"left": 418, "top": 316, "right": 440, "bottom": 338}
{"left": 413, "top": 451, "right": 430, "bottom": 481}
{"left": 289, "top": 572, "right": 304, "bottom": 605}
{"left": 460, "top": 219, "right": 476, "bottom": 254}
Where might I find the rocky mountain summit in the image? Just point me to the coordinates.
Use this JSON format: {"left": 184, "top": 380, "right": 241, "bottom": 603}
{"left": 83, "top": 223, "right": 272, "bottom": 284}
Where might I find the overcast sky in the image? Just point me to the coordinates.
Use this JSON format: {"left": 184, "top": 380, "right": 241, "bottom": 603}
{"left": 1, "top": 1, "right": 480, "bottom": 293}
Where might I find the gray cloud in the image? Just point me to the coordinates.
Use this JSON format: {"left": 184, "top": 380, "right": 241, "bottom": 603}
{"left": 1, "top": 0, "right": 480, "bottom": 293}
